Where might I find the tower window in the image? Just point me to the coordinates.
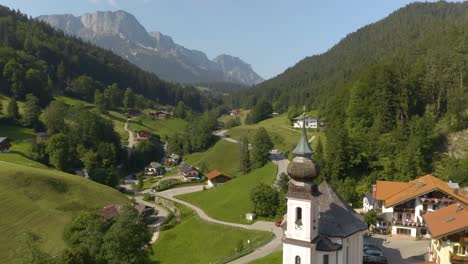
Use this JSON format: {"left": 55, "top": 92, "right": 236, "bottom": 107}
{"left": 295, "top": 255, "right": 301, "bottom": 264}
{"left": 323, "top": 254, "right": 329, "bottom": 264}
{"left": 295, "top": 207, "right": 302, "bottom": 226}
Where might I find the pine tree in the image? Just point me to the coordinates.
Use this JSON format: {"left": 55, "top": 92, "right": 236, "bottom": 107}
{"left": 240, "top": 135, "right": 251, "bottom": 174}
{"left": 7, "top": 97, "right": 19, "bottom": 120}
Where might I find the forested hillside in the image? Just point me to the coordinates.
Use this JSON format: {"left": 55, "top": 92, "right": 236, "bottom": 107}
{"left": 233, "top": 2, "right": 468, "bottom": 205}
{"left": 0, "top": 5, "right": 214, "bottom": 111}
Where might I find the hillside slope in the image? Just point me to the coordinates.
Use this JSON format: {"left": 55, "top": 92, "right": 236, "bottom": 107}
{"left": 38, "top": 11, "right": 263, "bottom": 85}
{"left": 0, "top": 161, "right": 128, "bottom": 263}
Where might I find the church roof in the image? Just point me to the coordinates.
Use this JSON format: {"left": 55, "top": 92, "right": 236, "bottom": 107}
{"left": 314, "top": 235, "right": 343, "bottom": 251}
{"left": 317, "top": 181, "right": 368, "bottom": 238}
{"left": 292, "top": 118, "right": 314, "bottom": 156}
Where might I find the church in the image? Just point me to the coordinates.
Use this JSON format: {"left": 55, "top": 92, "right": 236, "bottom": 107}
{"left": 283, "top": 116, "right": 367, "bottom": 264}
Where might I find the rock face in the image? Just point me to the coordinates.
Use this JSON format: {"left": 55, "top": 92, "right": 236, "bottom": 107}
{"left": 38, "top": 11, "right": 264, "bottom": 85}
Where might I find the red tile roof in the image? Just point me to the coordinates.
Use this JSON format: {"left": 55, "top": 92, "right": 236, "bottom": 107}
{"left": 376, "top": 175, "right": 467, "bottom": 207}
{"left": 205, "top": 170, "right": 230, "bottom": 180}
{"left": 423, "top": 203, "right": 468, "bottom": 238}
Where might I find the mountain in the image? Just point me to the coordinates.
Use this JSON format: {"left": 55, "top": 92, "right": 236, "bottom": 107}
{"left": 37, "top": 11, "right": 264, "bottom": 86}
{"left": 0, "top": 5, "right": 211, "bottom": 111}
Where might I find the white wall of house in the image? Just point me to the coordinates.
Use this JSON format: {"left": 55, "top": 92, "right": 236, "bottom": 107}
{"left": 382, "top": 204, "right": 394, "bottom": 213}
{"left": 429, "top": 238, "right": 461, "bottom": 264}
{"left": 293, "top": 118, "right": 318, "bottom": 129}
{"left": 363, "top": 197, "right": 374, "bottom": 213}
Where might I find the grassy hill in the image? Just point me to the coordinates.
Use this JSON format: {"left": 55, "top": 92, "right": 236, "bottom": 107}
{"left": 127, "top": 115, "right": 186, "bottom": 140}
{"left": 184, "top": 140, "right": 241, "bottom": 176}
{"left": 0, "top": 161, "right": 128, "bottom": 263}
{"left": 178, "top": 162, "right": 276, "bottom": 224}
{"left": 225, "top": 115, "right": 323, "bottom": 153}
{"left": 152, "top": 203, "right": 271, "bottom": 264}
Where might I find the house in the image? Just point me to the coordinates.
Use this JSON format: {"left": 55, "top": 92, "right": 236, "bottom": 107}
{"left": 163, "top": 153, "right": 181, "bottom": 166}
{"left": 293, "top": 115, "right": 318, "bottom": 128}
{"left": 229, "top": 109, "right": 241, "bottom": 116}
{"left": 126, "top": 109, "right": 141, "bottom": 117}
{"left": 179, "top": 165, "right": 199, "bottom": 181}
{"left": 99, "top": 204, "right": 154, "bottom": 221}
{"left": 144, "top": 162, "right": 165, "bottom": 176}
{"left": 283, "top": 118, "right": 367, "bottom": 264}
{"left": 33, "top": 132, "right": 49, "bottom": 143}
{"left": 150, "top": 111, "right": 172, "bottom": 119}
{"left": 0, "top": 137, "right": 11, "bottom": 153}
{"left": 135, "top": 130, "right": 151, "bottom": 141}
{"left": 206, "top": 170, "right": 231, "bottom": 188}
{"left": 372, "top": 175, "right": 467, "bottom": 238}
{"left": 423, "top": 203, "right": 467, "bottom": 264}
{"left": 362, "top": 194, "right": 376, "bottom": 213}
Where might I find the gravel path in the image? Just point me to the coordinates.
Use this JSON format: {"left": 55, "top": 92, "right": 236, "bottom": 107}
{"left": 124, "top": 118, "right": 135, "bottom": 157}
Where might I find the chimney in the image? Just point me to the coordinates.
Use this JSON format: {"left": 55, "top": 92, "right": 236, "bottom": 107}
{"left": 456, "top": 203, "right": 464, "bottom": 213}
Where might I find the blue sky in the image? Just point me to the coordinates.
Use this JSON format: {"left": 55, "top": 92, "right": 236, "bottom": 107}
{"left": 0, "top": 0, "right": 438, "bottom": 79}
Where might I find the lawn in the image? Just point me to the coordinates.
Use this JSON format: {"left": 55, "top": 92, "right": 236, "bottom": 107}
{"left": 177, "top": 162, "right": 276, "bottom": 224}
{"left": 218, "top": 109, "right": 250, "bottom": 126}
{"left": 151, "top": 203, "right": 272, "bottom": 264}
{"left": 249, "top": 250, "right": 282, "bottom": 264}
{"left": 0, "top": 124, "right": 46, "bottom": 168}
{"left": 0, "top": 162, "right": 128, "bottom": 263}
{"left": 128, "top": 116, "right": 186, "bottom": 139}
{"left": 183, "top": 139, "right": 241, "bottom": 176}
{"left": 225, "top": 114, "right": 324, "bottom": 153}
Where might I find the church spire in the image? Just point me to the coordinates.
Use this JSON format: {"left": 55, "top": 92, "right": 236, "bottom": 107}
{"left": 292, "top": 106, "right": 314, "bottom": 157}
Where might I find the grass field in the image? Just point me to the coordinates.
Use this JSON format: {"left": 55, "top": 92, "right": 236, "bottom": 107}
{"left": 0, "top": 162, "right": 128, "bottom": 263}
{"left": 178, "top": 162, "right": 276, "bottom": 224}
{"left": 151, "top": 203, "right": 272, "bottom": 264}
{"left": 183, "top": 139, "right": 241, "bottom": 176}
{"left": 128, "top": 116, "right": 186, "bottom": 139}
{"left": 249, "top": 250, "right": 282, "bottom": 264}
{"left": 218, "top": 109, "right": 250, "bottom": 126}
{"left": 225, "top": 115, "right": 324, "bottom": 153}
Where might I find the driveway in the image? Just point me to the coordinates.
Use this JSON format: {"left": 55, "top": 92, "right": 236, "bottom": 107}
{"left": 270, "top": 152, "right": 289, "bottom": 188}
{"left": 213, "top": 129, "right": 239, "bottom": 143}
{"left": 134, "top": 194, "right": 170, "bottom": 243}
{"left": 124, "top": 118, "right": 136, "bottom": 156}
{"left": 366, "top": 235, "right": 430, "bottom": 264}
{"left": 156, "top": 186, "right": 284, "bottom": 263}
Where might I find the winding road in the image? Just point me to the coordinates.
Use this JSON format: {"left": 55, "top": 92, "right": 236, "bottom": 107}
{"left": 124, "top": 118, "right": 136, "bottom": 157}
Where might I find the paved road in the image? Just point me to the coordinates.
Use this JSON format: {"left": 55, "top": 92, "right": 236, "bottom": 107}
{"left": 124, "top": 118, "right": 135, "bottom": 157}
{"left": 213, "top": 129, "right": 239, "bottom": 143}
{"left": 366, "top": 235, "right": 429, "bottom": 264}
{"left": 134, "top": 194, "right": 170, "bottom": 243}
{"left": 157, "top": 186, "right": 284, "bottom": 263}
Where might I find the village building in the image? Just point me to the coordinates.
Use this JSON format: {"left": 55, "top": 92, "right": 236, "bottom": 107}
{"left": 293, "top": 115, "right": 318, "bottom": 129}
{"left": 33, "top": 132, "right": 49, "bottom": 143}
{"left": 372, "top": 175, "right": 467, "bottom": 238}
{"left": 144, "top": 162, "right": 165, "bottom": 176}
{"left": 163, "top": 153, "right": 181, "bottom": 166}
{"left": 283, "top": 115, "right": 367, "bottom": 264}
{"left": 126, "top": 109, "right": 141, "bottom": 117}
{"left": 149, "top": 111, "right": 172, "bottom": 119}
{"left": 135, "top": 130, "right": 151, "bottom": 141}
{"left": 423, "top": 203, "right": 467, "bottom": 264}
{"left": 99, "top": 204, "right": 154, "bottom": 221}
{"left": 229, "top": 109, "right": 241, "bottom": 116}
{"left": 205, "top": 170, "right": 231, "bottom": 188}
{"left": 0, "top": 137, "right": 11, "bottom": 153}
{"left": 179, "top": 165, "right": 199, "bottom": 181}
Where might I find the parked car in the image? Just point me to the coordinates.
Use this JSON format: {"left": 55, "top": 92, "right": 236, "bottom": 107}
{"left": 363, "top": 255, "right": 388, "bottom": 264}
{"left": 276, "top": 220, "right": 283, "bottom": 227}
{"left": 363, "top": 245, "right": 382, "bottom": 253}
{"left": 364, "top": 249, "right": 383, "bottom": 257}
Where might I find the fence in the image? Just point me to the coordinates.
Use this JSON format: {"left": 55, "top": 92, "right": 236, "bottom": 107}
{"left": 215, "top": 233, "right": 277, "bottom": 264}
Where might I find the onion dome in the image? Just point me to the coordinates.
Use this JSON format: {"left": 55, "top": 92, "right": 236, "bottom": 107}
{"left": 287, "top": 110, "right": 320, "bottom": 181}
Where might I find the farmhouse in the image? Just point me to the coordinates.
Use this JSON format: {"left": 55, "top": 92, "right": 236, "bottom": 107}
{"left": 372, "top": 175, "right": 467, "bottom": 238}
{"left": 100, "top": 204, "right": 154, "bottom": 221}
{"left": 136, "top": 130, "right": 151, "bottom": 141}
{"left": 0, "top": 137, "right": 11, "bottom": 153}
{"left": 179, "top": 165, "right": 199, "bottom": 181}
{"left": 144, "top": 162, "right": 165, "bottom": 176}
{"left": 423, "top": 203, "right": 468, "bottom": 264}
{"left": 205, "top": 170, "right": 231, "bottom": 188}
{"left": 150, "top": 110, "right": 172, "bottom": 119}
{"left": 229, "top": 109, "right": 241, "bottom": 116}
{"left": 283, "top": 117, "right": 367, "bottom": 264}
{"left": 33, "top": 132, "right": 49, "bottom": 143}
{"left": 163, "top": 153, "right": 181, "bottom": 166}
{"left": 126, "top": 109, "right": 141, "bottom": 117}
{"left": 293, "top": 115, "right": 318, "bottom": 128}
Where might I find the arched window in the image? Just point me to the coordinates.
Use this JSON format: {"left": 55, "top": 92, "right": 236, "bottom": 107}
{"left": 295, "top": 255, "right": 301, "bottom": 264}
{"left": 295, "top": 207, "right": 302, "bottom": 226}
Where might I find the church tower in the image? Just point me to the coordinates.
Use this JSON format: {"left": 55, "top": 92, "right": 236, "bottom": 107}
{"left": 283, "top": 109, "right": 321, "bottom": 264}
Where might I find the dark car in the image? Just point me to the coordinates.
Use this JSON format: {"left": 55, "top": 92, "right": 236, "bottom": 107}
{"left": 364, "top": 244, "right": 382, "bottom": 252}
{"left": 363, "top": 255, "right": 388, "bottom": 264}
{"left": 364, "top": 249, "right": 383, "bottom": 257}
